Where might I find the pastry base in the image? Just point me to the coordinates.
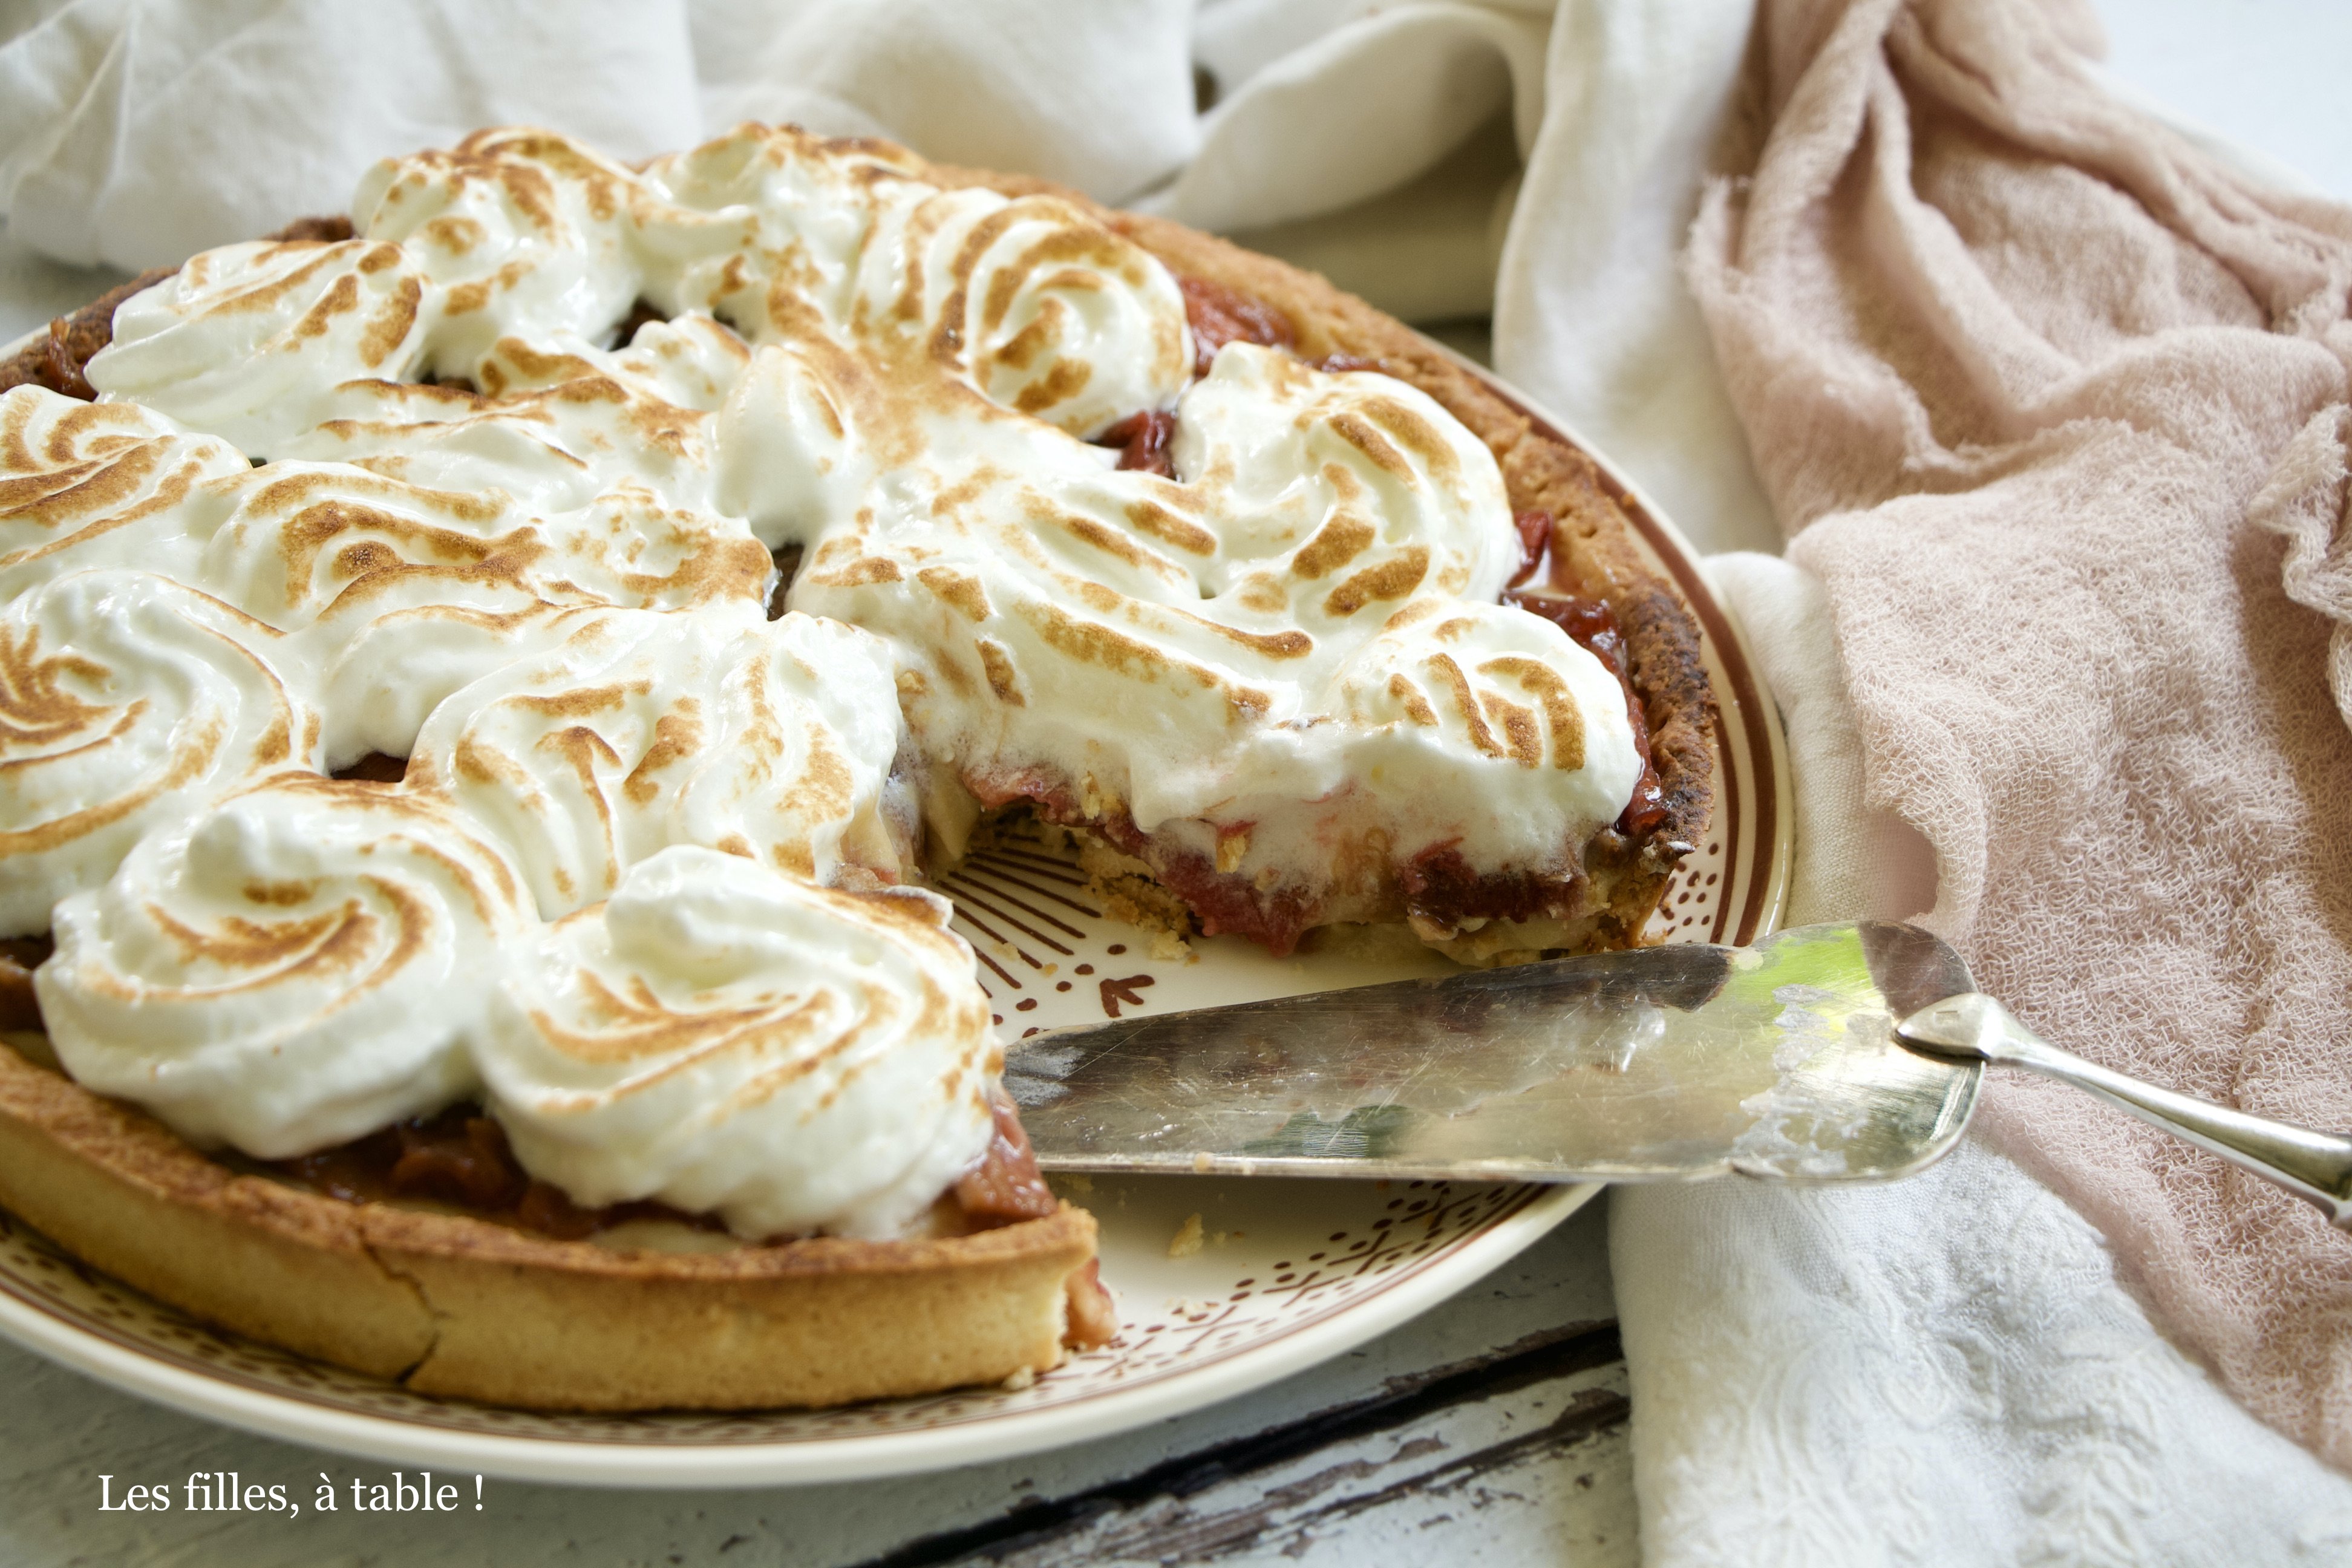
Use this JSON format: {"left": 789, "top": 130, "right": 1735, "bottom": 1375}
{"left": 0, "top": 1037, "right": 1097, "bottom": 1411}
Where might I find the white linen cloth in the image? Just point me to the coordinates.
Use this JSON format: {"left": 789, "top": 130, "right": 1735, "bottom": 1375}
{"left": 2, "top": 1, "right": 2349, "bottom": 1560}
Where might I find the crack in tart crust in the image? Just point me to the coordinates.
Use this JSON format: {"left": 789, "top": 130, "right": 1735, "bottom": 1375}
{"left": 0, "top": 125, "right": 1714, "bottom": 1410}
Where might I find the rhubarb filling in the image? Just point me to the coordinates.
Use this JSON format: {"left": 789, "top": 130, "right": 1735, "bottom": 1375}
{"left": 272, "top": 1089, "right": 1062, "bottom": 1244}
{"left": 1028, "top": 275, "right": 1683, "bottom": 956}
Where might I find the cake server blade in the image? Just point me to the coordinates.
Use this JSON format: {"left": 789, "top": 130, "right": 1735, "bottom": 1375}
{"left": 1007, "top": 921, "right": 1982, "bottom": 1186}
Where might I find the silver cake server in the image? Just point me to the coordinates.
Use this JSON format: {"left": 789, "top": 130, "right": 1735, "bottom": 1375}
{"left": 1008, "top": 921, "right": 2352, "bottom": 1226}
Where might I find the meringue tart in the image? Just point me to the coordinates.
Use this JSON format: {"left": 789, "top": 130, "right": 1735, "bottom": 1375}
{"left": 0, "top": 123, "right": 1711, "bottom": 1410}
{"left": 0, "top": 1031, "right": 1103, "bottom": 1413}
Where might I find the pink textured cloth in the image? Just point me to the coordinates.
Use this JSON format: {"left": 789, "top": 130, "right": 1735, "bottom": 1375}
{"left": 1686, "top": 0, "right": 2352, "bottom": 1464}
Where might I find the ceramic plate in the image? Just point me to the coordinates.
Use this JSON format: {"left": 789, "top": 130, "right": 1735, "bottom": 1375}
{"left": 0, "top": 351, "right": 1790, "bottom": 1486}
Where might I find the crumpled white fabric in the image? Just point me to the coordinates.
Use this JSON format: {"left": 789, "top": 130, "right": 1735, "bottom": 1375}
{"left": 1148, "top": 0, "right": 1548, "bottom": 232}
{"left": 691, "top": 0, "right": 1203, "bottom": 205}
{"left": 2, "top": 1, "right": 2347, "bottom": 1560}
{"left": 1627, "top": 557, "right": 2352, "bottom": 1566}
{"left": 1493, "top": 0, "right": 1780, "bottom": 554}
{"left": 0, "top": 0, "right": 1548, "bottom": 283}
{"left": 0, "top": 0, "right": 700, "bottom": 267}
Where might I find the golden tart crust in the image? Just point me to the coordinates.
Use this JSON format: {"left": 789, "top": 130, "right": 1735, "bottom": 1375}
{"left": 0, "top": 1034, "right": 1096, "bottom": 1411}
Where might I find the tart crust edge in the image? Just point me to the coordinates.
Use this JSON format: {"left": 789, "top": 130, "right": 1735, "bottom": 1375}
{"left": 0, "top": 1038, "right": 1096, "bottom": 1411}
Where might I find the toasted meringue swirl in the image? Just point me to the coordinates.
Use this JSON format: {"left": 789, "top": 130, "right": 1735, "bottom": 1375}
{"left": 0, "top": 570, "right": 323, "bottom": 936}
{"left": 769, "top": 341, "right": 1638, "bottom": 893}
{"left": 407, "top": 607, "right": 908, "bottom": 916}
{"left": 479, "top": 846, "right": 995, "bottom": 1240}
{"left": 304, "top": 593, "right": 618, "bottom": 770}
{"left": 93, "top": 238, "right": 434, "bottom": 454}
{"left": 635, "top": 126, "right": 1191, "bottom": 439}
{"left": 38, "top": 776, "right": 532, "bottom": 1157}
{"left": 0, "top": 389, "right": 246, "bottom": 603}
{"left": 200, "top": 462, "right": 768, "bottom": 630}
{"left": 269, "top": 321, "right": 748, "bottom": 517}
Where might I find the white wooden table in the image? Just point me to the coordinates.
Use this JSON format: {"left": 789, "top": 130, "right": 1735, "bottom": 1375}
{"left": 0, "top": 1196, "right": 1632, "bottom": 1567}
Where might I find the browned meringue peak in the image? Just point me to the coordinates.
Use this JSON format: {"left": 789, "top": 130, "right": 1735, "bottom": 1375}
{"left": 0, "top": 388, "right": 247, "bottom": 603}
{"left": 630, "top": 122, "right": 1195, "bottom": 439}
{"left": 476, "top": 846, "right": 995, "bottom": 1241}
{"left": 0, "top": 569, "right": 325, "bottom": 938}
{"left": 268, "top": 318, "right": 752, "bottom": 513}
{"left": 751, "top": 338, "right": 1640, "bottom": 933}
{"left": 38, "top": 773, "right": 533, "bottom": 1158}
{"left": 89, "top": 236, "right": 434, "bottom": 453}
{"left": 198, "top": 462, "right": 767, "bottom": 632}
{"left": 411, "top": 120, "right": 1185, "bottom": 448}
{"left": 86, "top": 137, "right": 753, "bottom": 516}
{"left": 402, "top": 606, "right": 911, "bottom": 919}
{"left": 302, "top": 592, "right": 622, "bottom": 771}
{"left": 87, "top": 123, "right": 1184, "bottom": 466}
{"left": 638, "top": 125, "right": 1190, "bottom": 440}
{"left": 354, "top": 128, "right": 656, "bottom": 382}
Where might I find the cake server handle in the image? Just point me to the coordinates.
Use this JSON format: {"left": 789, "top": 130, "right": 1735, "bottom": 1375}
{"left": 1896, "top": 993, "right": 2352, "bottom": 1229}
